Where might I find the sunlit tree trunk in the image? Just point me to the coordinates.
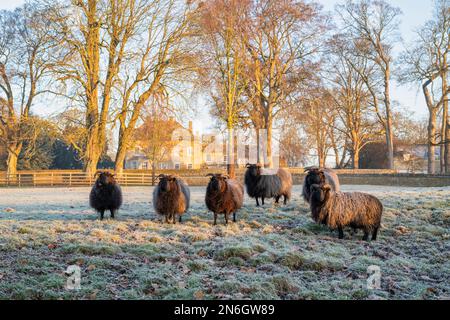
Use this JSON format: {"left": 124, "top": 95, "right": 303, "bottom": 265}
{"left": 384, "top": 64, "right": 395, "bottom": 170}
{"left": 428, "top": 109, "right": 437, "bottom": 174}
{"left": 6, "top": 143, "right": 22, "bottom": 178}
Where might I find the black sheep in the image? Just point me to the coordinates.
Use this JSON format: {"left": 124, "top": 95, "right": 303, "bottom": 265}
{"left": 244, "top": 164, "right": 292, "bottom": 206}
{"left": 89, "top": 171, "right": 123, "bottom": 220}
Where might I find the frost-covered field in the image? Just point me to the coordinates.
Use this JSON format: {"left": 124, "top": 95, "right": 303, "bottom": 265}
{"left": 0, "top": 185, "right": 449, "bottom": 300}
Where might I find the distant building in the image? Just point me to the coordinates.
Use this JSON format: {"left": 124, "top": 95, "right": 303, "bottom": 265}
{"left": 124, "top": 121, "right": 258, "bottom": 170}
{"left": 394, "top": 143, "right": 441, "bottom": 173}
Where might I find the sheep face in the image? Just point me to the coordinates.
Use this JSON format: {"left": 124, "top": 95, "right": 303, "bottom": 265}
{"left": 310, "top": 183, "right": 331, "bottom": 204}
{"left": 207, "top": 174, "right": 228, "bottom": 193}
{"left": 245, "top": 164, "right": 262, "bottom": 177}
{"left": 158, "top": 175, "right": 177, "bottom": 192}
{"left": 305, "top": 168, "right": 326, "bottom": 187}
{"left": 95, "top": 172, "right": 116, "bottom": 188}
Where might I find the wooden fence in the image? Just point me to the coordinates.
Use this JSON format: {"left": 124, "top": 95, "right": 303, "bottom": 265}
{"left": 1, "top": 169, "right": 450, "bottom": 187}
{"left": 0, "top": 169, "right": 395, "bottom": 187}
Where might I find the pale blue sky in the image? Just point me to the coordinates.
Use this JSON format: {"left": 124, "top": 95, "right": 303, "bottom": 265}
{"left": 0, "top": 0, "right": 435, "bottom": 123}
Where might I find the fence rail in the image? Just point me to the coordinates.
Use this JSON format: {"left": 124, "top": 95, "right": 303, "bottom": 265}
{"left": 1, "top": 169, "right": 449, "bottom": 187}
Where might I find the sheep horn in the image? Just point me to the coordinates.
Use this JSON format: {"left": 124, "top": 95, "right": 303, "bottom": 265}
{"left": 206, "top": 173, "right": 215, "bottom": 177}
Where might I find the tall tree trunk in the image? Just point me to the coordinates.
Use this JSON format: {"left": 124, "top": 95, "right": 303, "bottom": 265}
{"left": 226, "top": 125, "right": 235, "bottom": 178}
{"left": 152, "top": 162, "right": 156, "bottom": 186}
{"left": 83, "top": 0, "right": 101, "bottom": 176}
{"left": 446, "top": 110, "right": 450, "bottom": 174}
{"left": 114, "top": 135, "right": 129, "bottom": 174}
{"left": 6, "top": 143, "right": 22, "bottom": 178}
{"left": 441, "top": 103, "right": 447, "bottom": 173}
{"left": 256, "top": 128, "right": 261, "bottom": 164}
{"left": 428, "top": 109, "right": 437, "bottom": 174}
{"left": 266, "top": 117, "right": 273, "bottom": 169}
{"left": 384, "top": 65, "right": 394, "bottom": 170}
{"left": 318, "top": 152, "right": 325, "bottom": 168}
{"left": 443, "top": 53, "right": 448, "bottom": 173}
{"left": 353, "top": 147, "right": 360, "bottom": 169}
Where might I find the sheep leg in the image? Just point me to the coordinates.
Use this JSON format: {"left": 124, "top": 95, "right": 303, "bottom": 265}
{"left": 165, "top": 215, "right": 169, "bottom": 224}
{"left": 362, "top": 230, "right": 370, "bottom": 241}
{"left": 262, "top": 197, "right": 265, "bottom": 205}
{"left": 100, "top": 210, "right": 105, "bottom": 221}
{"left": 338, "top": 227, "right": 344, "bottom": 239}
{"left": 284, "top": 195, "right": 288, "bottom": 205}
{"left": 275, "top": 196, "right": 280, "bottom": 204}
{"left": 172, "top": 213, "right": 177, "bottom": 225}
{"left": 256, "top": 198, "right": 260, "bottom": 207}
{"left": 110, "top": 209, "right": 115, "bottom": 219}
{"left": 179, "top": 215, "right": 182, "bottom": 223}
{"left": 371, "top": 227, "right": 379, "bottom": 241}
{"left": 213, "top": 213, "right": 218, "bottom": 226}
{"left": 233, "top": 212, "right": 236, "bottom": 223}
{"left": 224, "top": 213, "right": 229, "bottom": 225}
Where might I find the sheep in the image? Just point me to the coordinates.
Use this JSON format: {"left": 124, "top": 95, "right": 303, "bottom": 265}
{"left": 244, "top": 164, "right": 292, "bottom": 206}
{"left": 89, "top": 171, "right": 123, "bottom": 220}
{"left": 309, "top": 184, "right": 383, "bottom": 241}
{"left": 302, "top": 167, "right": 340, "bottom": 204}
{"left": 153, "top": 174, "right": 190, "bottom": 224}
{"left": 205, "top": 174, "right": 244, "bottom": 225}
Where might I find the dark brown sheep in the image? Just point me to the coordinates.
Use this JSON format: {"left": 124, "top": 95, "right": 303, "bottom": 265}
{"left": 153, "top": 174, "right": 190, "bottom": 224}
{"left": 302, "top": 167, "right": 340, "bottom": 204}
{"left": 309, "top": 184, "right": 383, "bottom": 241}
{"left": 205, "top": 174, "right": 244, "bottom": 225}
{"left": 89, "top": 171, "right": 123, "bottom": 220}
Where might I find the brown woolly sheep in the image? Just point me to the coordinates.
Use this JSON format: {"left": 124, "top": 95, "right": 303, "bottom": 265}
{"left": 244, "top": 164, "right": 293, "bottom": 206}
{"left": 302, "top": 167, "right": 340, "bottom": 204}
{"left": 205, "top": 174, "right": 244, "bottom": 225}
{"left": 89, "top": 171, "right": 123, "bottom": 220}
{"left": 153, "top": 174, "right": 190, "bottom": 224}
{"left": 309, "top": 184, "right": 383, "bottom": 241}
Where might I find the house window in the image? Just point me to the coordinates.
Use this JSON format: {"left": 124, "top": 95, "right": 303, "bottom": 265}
{"left": 142, "top": 162, "right": 148, "bottom": 170}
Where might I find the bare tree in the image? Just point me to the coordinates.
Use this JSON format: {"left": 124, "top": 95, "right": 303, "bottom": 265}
{"left": 243, "top": 0, "right": 327, "bottom": 168}
{"left": 198, "top": 0, "right": 251, "bottom": 178}
{"left": 301, "top": 88, "right": 336, "bottom": 168}
{"left": 50, "top": 0, "right": 157, "bottom": 174}
{"left": 0, "top": 3, "right": 57, "bottom": 177}
{"left": 327, "top": 35, "right": 382, "bottom": 169}
{"left": 113, "top": 0, "right": 194, "bottom": 173}
{"left": 399, "top": 0, "right": 449, "bottom": 173}
{"left": 337, "top": 0, "right": 402, "bottom": 170}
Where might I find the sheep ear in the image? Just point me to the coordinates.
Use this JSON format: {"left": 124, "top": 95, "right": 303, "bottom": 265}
{"left": 322, "top": 184, "right": 332, "bottom": 191}
{"left": 223, "top": 175, "right": 230, "bottom": 180}
{"left": 158, "top": 174, "right": 165, "bottom": 179}
{"left": 94, "top": 171, "right": 102, "bottom": 178}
